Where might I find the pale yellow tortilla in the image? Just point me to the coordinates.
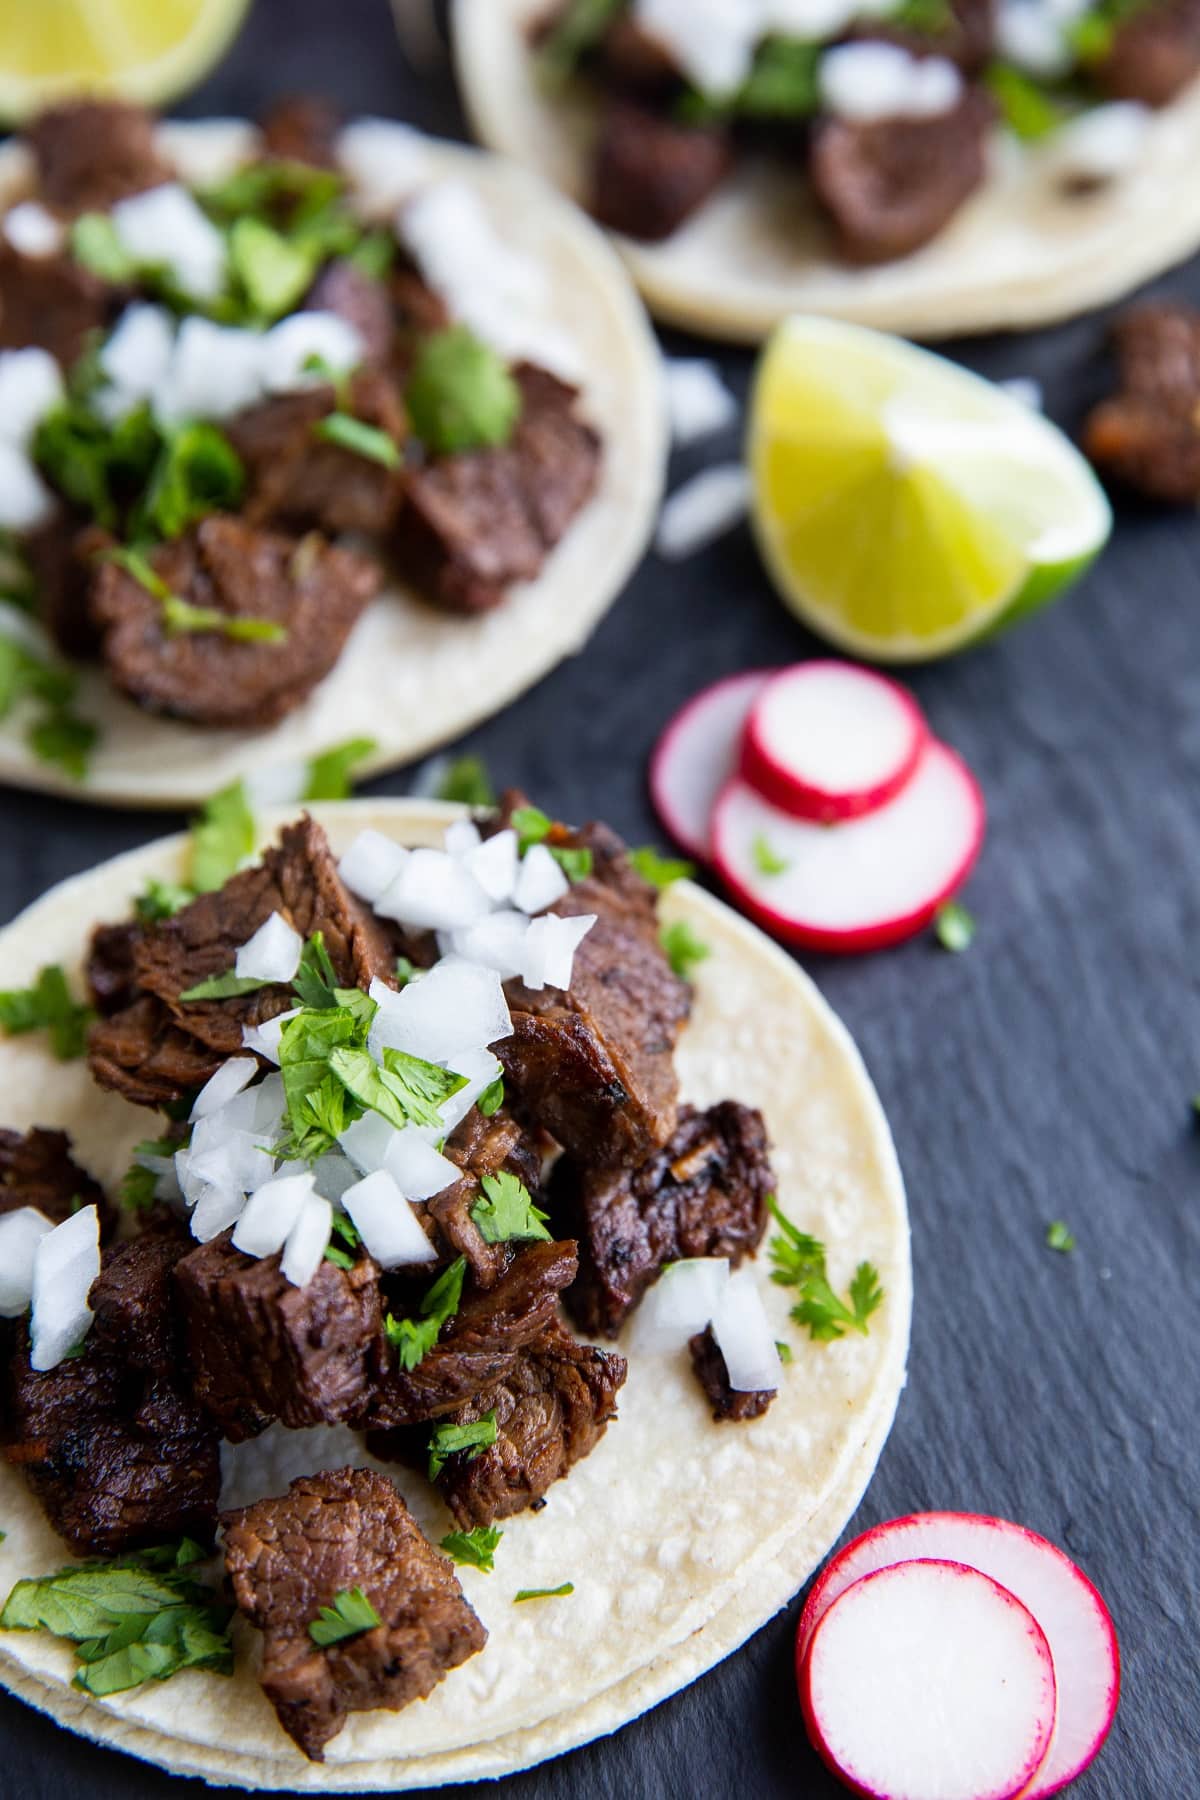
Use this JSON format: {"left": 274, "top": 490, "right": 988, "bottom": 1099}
{"left": 0, "top": 799, "right": 910, "bottom": 1788}
{"left": 0, "top": 126, "right": 667, "bottom": 806}
{"left": 453, "top": 0, "right": 1200, "bottom": 343}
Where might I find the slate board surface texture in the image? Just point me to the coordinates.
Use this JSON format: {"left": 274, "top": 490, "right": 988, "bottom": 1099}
{"left": 1, "top": 3, "right": 1198, "bottom": 1797}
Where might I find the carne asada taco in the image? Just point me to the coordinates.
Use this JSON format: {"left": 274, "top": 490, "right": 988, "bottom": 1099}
{"left": 454, "top": 0, "right": 1200, "bottom": 341}
{"left": 0, "top": 100, "right": 665, "bottom": 804}
{"left": 0, "top": 796, "right": 908, "bottom": 1787}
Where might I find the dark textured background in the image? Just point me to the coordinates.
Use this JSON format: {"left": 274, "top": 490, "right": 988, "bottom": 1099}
{"left": 2, "top": 2, "right": 1198, "bottom": 1794}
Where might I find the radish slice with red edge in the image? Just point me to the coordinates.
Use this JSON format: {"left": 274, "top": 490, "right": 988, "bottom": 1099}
{"left": 712, "top": 739, "right": 983, "bottom": 954}
{"left": 649, "top": 670, "right": 771, "bottom": 861}
{"left": 741, "top": 662, "right": 927, "bottom": 823}
{"left": 798, "top": 1513, "right": 1120, "bottom": 1798}
{"left": 801, "top": 1558, "right": 1057, "bottom": 1800}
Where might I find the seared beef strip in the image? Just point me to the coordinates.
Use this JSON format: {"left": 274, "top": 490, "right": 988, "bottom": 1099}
{"left": 395, "top": 363, "right": 601, "bottom": 614}
{"left": 1094, "top": 0, "right": 1200, "bottom": 104}
{"left": 552, "top": 1102, "right": 772, "bottom": 1338}
{"left": 90, "top": 514, "right": 381, "bottom": 729}
{"left": 0, "top": 241, "right": 114, "bottom": 368}
{"left": 1083, "top": 302, "right": 1200, "bottom": 502}
{"left": 87, "top": 996, "right": 230, "bottom": 1109}
{"left": 810, "top": 87, "right": 992, "bottom": 264}
{"left": 428, "top": 1106, "right": 544, "bottom": 1289}
{"left": 22, "top": 516, "right": 110, "bottom": 660}
{"left": 90, "top": 1216, "right": 191, "bottom": 1377}
{"left": 87, "top": 919, "right": 141, "bottom": 1016}
{"left": 590, "top": 98, "right": 733, "bottom": 242}
{"left": 689, "top": 1325, "right": 775, "bottom": 1423}
{"left": 26, "top": 98, "right": 167, "bottom": 216}
{"left": 223, "top": 1467, "right": 486, "bottom": 1761}
{"left": 306, "top": 259, "right": 396, "bottom": 366}
{"left": 0, "top": 1125, "right": 112, "bottom": 1237}
{"left": 360, "top": 1238, "right": 578, "bottom": 1428}
{"left": 259, "top": 94, "right": 343, "bottom": 169}
{"left": 176, "top": 1233, "right": 381, "bottom": 1442}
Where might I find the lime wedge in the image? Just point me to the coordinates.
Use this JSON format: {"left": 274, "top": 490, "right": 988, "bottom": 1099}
{"left": 748, "top": 316, "right": 1111, "bottom": 663}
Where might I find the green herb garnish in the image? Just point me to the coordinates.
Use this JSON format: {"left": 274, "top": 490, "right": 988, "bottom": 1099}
{"left": 312, "top": 412, "right": 401, "bottom": 469}
{"left": 985, "top": 63, "right": 1065, "bottom": 140}
{"left": 109, "top": 546, "right": 285, "bottom": 644}
{"left": 768, "top": 1196, "right": 884, "bottom": 1343}
{"left": 660, "top": 919, "right": 710, "bottom": 983}
{"left": 329, "top": 1044, "right": 467, "bottom": 1134}
{"left": 682, "top": 35, "right": 821, "bottom": 124}
{"left": 136, "top": 878, "right": 194, "bottom": 922}
{"left": 428, "top": 1411, "right": 498, "bottom": 1481}
{"left": 34, "top": 396, "right": 158, "bottom": 529}
{"left": 406, "top": 326, "right": 521, "bottom": 456}
{"left": 751, "top": 834, "right": 789, "bottom": 876}
{"left": 513, "top": 1583, "right": 573, "bottom": 1602}
{"left": 384, "top": 1256, "right": 467, "bottom": 1371}
{"left": 69, "top": 213, "right": 139, "bottom": 284}
{"left": 935, "top": 901, "right": 975, "bottom": 953}
{"left": 775, "top": 1340, "right": 793, "bottom": 1365}
{"left": 308, "top": 1586, "right": 380, "bottom": 1647}
{"left": 629, "top": 847, "right": 695, "bottom": 889}
{"left": 190, "top": 780, "right": 256, "bottom": 892}
{"left": 228, "top": 215, "right": 315, "bottom": 322}
{"left": 119, "top": 1138, "right": 178, "bottom": 1213}
{"left": 303, "top": 736, "right": 377, "bottom": 801}
{"left": 323, "top": 1210, "right": 362, "bottom": 1271}
{"left": 470, "top": 1171, "right": 552, "bottom": 1245}
{"left": 477, "top": 1075, "right": 505, "bottom": 1117}
{"left": 435, "top": 754, "right": 495, "bottom": 808}
{"left": 30, "top": 708, "right": 97, "bottom": 781}
{"left": 0, "top": 964, "right": 93, "bottom": 1060}
{"left": 536, "top": 0, "right": 624, "bottom": 85}
{"left": 440, "top": 1527, "right": 502, "bottom": 1572}
{"left": 291, "top": 931, "right": 341, "bottom": 1010}
{"left": 511, "top": 804, "right": 592, "bottom": 879}
{"left": 178, "top": 969, "right": 274, "bottom": 1002}
{"left": 1046, "top": 1220, "right": 1076, "bottom": 1253}
{"left": 136, "top": 421, "right": 245, "bottom": 540}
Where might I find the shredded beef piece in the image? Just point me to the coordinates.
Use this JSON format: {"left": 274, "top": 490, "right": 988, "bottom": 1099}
{"left": 427, "top": 1106, "right": 543, "bottom": 1289}
{"left": 223, "top": 1467, "right": 486, "bottom": 1761}
{"left": 22, "top": 516, "right": 110, "bottom": 659}
{"left": 552, "top": 1101, "right": 773, "bottom": 1337}
{"left": 87, "top": 995, "right": 226, "bottom": 1109}
{"left": 1083, "top": 303, "right": 1200, "bottom": 503}
{"left": 0, "top": 1126, "right": 113, "bottom": 1239}
{"left": 810, "top": 87, "right": 991, "bottom": 263}
{"left": 395, "top": 362, "right": 601, "bottom": 613}
{"left": 90, "top": 513, "right": 380, "bottom": 729}
{"left": 87, "top": 919, "right": 142, "bottom": 1016}
{"left": 1094, "top": 0, "right": 1200, "bottom": 104}
{"left": 305, "top": 259, "right": 396, "bottom": 365}
{"left": 26, "top": 99, "right": 167, "bottom": 216}
{"left": 259, "top": 94, "right": 343, "bottom": 169}
{"left": 590, "top": 98, "right": 733, "bottom": 241}
{"left": 391, "top": 263, "right": 451, "bottom": 340}
{"left": 360, "top": 1238, "right": 579, "bottom": 1428}
{"left": 90, "top": 1216, "right": 191, "bottom": 1377}
{"left": 0, "top": 241, "right": 114, "bottom": 368}
{"left": 226, "top": 369, "right": 407, "bottom": 534}
{"left": 599, "top": 16, "right": 688, "bottom": 91}
{"left": 689, "top": 1325, "right": 775, "bottom": 1422}
{"left": 176, "top": 1232, "right": 381, "bottom": 1442}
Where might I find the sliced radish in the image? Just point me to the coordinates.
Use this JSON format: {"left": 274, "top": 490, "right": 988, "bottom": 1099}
{"left": 798, "top": 1513, "right": 1120, "bottom": 1798}
{"left": 801, "top": 1559, "right": 1057, "bottom": 1800}
{"left": 740, "top": 662, "right": 927, "bottom": 824}
{"left": 649, "top": 670, "right": 772, "bottom": 861}
{"left": 712, "top": 740, "right": 983, "bottom": 954}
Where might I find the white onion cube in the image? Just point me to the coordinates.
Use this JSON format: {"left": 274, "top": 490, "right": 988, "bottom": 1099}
{"left": 236, "top": 910, "right": 303, "bottom": 984}
{"left": 189, "top": 1183, "right": 247, "bottom": 1242}
{"left": 375, "top": 847, "right": 491, "bottom": 932}
{"left": 311, "top": 1152, "right": 362, "bottom": 1203}
{"left": 635, "top": 1257, "right": 729, "bottom": 1352}
{"left": 513, "top": 843, "right": 570, "bottom": 916}
{"left": 655, "top": 465, "right": 751, "bottom": 562}
{"left": 521, "top": 912, "right": 596, "bottom": 992}
{"left": 4, "top": 200, "right": 64, "bottom": 259}
{"left": 112, "top": 182, "right": 228, "bottom": 301}
{"left": 281, "top": 1194, "right": 333, "bottom": 1288}
{"left": 444, "top": 818, "right": 482, "bottom": 858}
{"left": 451, "top": 909, "right": 530, "bottom": 980}
{"left": 232, "top": 1172, "right": 316, "bottom": 1259}
{"left": 157, "top": 316, "right": 264, "bottom": 425}
{"left": 436, "top": 1048, "right": 504, "bottom": 1136}
{"left": 260, "top": 310, "right": 364, "bottom": 395}
{"left": 338, "top": 829, "right": 408, "bottom": 904}
{"left": 191, "top": 1055, "right": 259, "bottom": 1121}
{"left": 465, "top": 828, "right": 518, "bottom": 904}
{"left": 98, "top": 305, "right": 175, "bottom": 409}
{"left": 0, "top": 442, "right": 56, "bottom": 531}
{"left": 711, "top": 1268, "right": 782, "bottom": 1393}
{"left": 337, "top": 118, "right": 432, "bottom": 209}
{"left": 242, "top": 1007, "right": 301, "bottom": 1066}
{"left": 383, "top": 1129, "right": 460, "bottom": 1200}
{"left": 342, "top": 1169, "right": 438, "bottom": 1268}
{"left": 664, "top": 357, "right": 738, "bottom": 447}
{"left": 0, "top": 1206, "right": 53, "bottom": 1318}
{"left": 368, "top": 956, "right": 510, "bottom": 1063}
{"left": 29, "top": 1205, "right": 101, "bottom": 1371}
{"left": 0, "top": 348, "right": 64, "bottom": 450}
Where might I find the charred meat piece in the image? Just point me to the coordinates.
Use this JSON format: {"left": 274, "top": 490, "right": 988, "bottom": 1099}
{"left": 1094, "top": 0, "right": 1200, "bottom": 105}
{"left": 226, "top": 369, "right": 407, "bottom": 534}
{"left": 223, "top": 1467, "right": 486, "bottom": 1761}
{"left": 552, "top": 1101, "right": 773, "bottom": 1338}
{"left": 22, "top": 516, "right": 110, "bottom": 660}
{"left": 25, "top": 98, "right": 167, "bottom": 215}
{"left": 590, "top": 98, "right": 733, "bottom": 241}
{"left": 395, "top": 363, "right": 601, "bottom": 614}
{"left": 689, "top": 1325, "right": 775, "bottom": 1422}
{"left": 86, "top": 919, "right": 141, "bottom": 1016}
{"left": 391, "top": 262, "right": 451, "bottom": 340}
{"left": 0, "top": 242, "right": 114, "bottom": 368}
{"left": 90, "top": 514, "right": 380, "bottom": 729}
{"left": 0, "top": 1126, "right": 113, "bottom": 1239}
{"left": 259, "top": 94, "right": 343, "bottom": 169}
{"left": 89, "top": 1216, "right": 192, "bottom": 1378}
{"left": 427, "top": 1106, "right": 544, "bottom": 1289}
{"left": 1082, "top": 303, "right": 1200, "bottom": 503}
{"left": 810, "top": 87, "right": 991, "bottom": 264}
{"left": 856, "top": 0, "right": 995, "bottom": 72}
{"left": 175, "top": 1232, "right": 382, "bottom": 1442}
{"left": 305, "top": 260, "right": 396, "bottom": 366}
{"left": 599, "top": 15, "right": 688, "bottom": 92}
{"left": 361, "top": 1238, "right": 578, "bottom": 1428}
{"left": 87, "top": 995, "right": 228, "bottom": 1109}
{"left": 423, "top": 1321, "right": 627, "bottom": 1528}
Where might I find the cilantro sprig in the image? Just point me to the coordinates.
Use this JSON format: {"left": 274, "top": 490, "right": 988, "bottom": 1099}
{"left": 511, "top": 805, "right": 593, "bottom": 881}
{"left": 384, "top": 1256, "right": 466, "bottom": 1370}
{"left": 514, "top": 1583, "right": 574, "bottom": 1602}
{"left": 470, "top": 1171, "right": 552, "bottom": 1244}
{"left": 428, "top": 1411, "right": 498, "bottom": 1481}
{"left": 629, "top": 846, "right": 695, "bottom": 889}
{"left": 660, "top": 920, "right": 710, "bottom": 982}
{"left": 768, "top": 1197, "right": 884, "bottom": 1343}
{"left": 308, "top": 1586, "right": 380, "bottom": 1647}
{"left": 0, "top": 964, "right": 93, "bottom": 1060}
{"left": 440, "top": 1527, "right": 502, "bottom": 1572}
{"left": 436, "top": 755, "right": 495, "bottom": 808}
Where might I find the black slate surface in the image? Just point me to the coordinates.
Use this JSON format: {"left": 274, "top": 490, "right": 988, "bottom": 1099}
{"left": 2, "top": 4, "right": 1199, "bottom": 1795}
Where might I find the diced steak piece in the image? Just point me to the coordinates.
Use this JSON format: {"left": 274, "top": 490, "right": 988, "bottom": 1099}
{"left": 0, "top": 1126, "right": 113, "bottom": 1239}
{"left": 90, "top": 513, "right": 381, "bottom": 729}
{"left": 810, "top": 87, "right": 992, "bottom": 264}
{"left": 89, "top": 1216, "right": 191, "bottom": 1378}
{"left": 223, "top": 1467, "right": 486, "bottom": 1761}
{"left": 25, "top": 99, "right": 167, "bottom": 216}
{"left": 305, "top": 259, "right": 395, "bottom": 366}
{"left": 87, "top": 995, "right": 227, "bottom": 1109}
{"left": 689, "top": 1324, "right": 775, "bottom": 1422}
{"left": 0, "top": 242, "right": 114, "bottom": 368}
{"left": 259, "top": 94, "right": 343, "bottom": 169}
{"left": 395, "top": 363, "right": 601, "bottom": 613}
{"left": 590, "top": 98, "right": 733, "bottom": 241}
{"left": 496, "top": 809, "right": 691, "bottom": 1170}
{"left": 551, "top": 1101, "right": 773, "bottom": 1337}
{"left": 1094, "top": 0, "right": 1200, "bottom": 104}
{"left": 425, "top": 1321, "right": 627, "bottom": 1528}
{"left": 855, "top": 0, "right": 995, "bottom": 72}
{"left": 22, "top": 515, "right": 110, "bottom": 659}
{"left": 600, "top": 16, "right": 687, "bottom": 91}
{"left": 226, "top": 370, "right": 407, "bottom": 534}
{"left": 391, "top": 263, "right": 451, "bottom": 338}
{"left": 1082, "top": 303, "right": 1200, "bottom": 503}
{"left": 86, "top": 919, "right": 141, "bottom": 1016}
{"left": 175, "top": 1232, "right": 382, "bottom": 1442}
{"left": 427, "top": 1106, "right": 544, "bottom": 1288}
{"left": 360, "top": 1238, "right": 578, "bottom": 1428}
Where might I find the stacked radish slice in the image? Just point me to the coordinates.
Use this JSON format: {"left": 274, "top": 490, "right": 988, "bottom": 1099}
{"left": 650, "top": 661, "right": 984, "bottom": 953}
{"left": 797, "top": 1512, "right": 1120, "bottom": 1799}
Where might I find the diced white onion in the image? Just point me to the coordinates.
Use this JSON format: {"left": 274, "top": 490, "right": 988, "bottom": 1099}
{"left": 375, "top": 847, "right": 492, "bottom": 932}
{"left": 450, "top": 908, "right": 530, "bottom": 980}
{"left": 97, "top": 305, "right": 175, "bottom": 417}
{"left": 0, "top": 348, "right": 64, "bottom": 450}
{"left": 634, "top": 1256, "right": 729, "bottom": 1351}
{"left": 233, "top": 1172, "right": 316, "bottom": 1258}
{"left": 633, "top": 0, "right": 758, "bottom": 96}
{"left": 367, "top": 956, "right": 510, "bottom": 1063}
{"left": 157, "top": 316, "right": 264, "bottom": 425}
{"left": 337, "top": 118, "right": 433, "bottom": 210}
{"left": 4, "top": 200, "right": 64, "bottom": 259}
{"left": 0, "top": 1206, "right": 53, "bottom": 1318}
{"left": 382, "top": 1128, "right": 460, "bottom": 1200}
{"left": 0, "top": 442, "right": 56, "bottom": 531}
{"left": 711, "top": 1268, "right": 782, "bottom": 1393}
{"left": 664, "top": 357, "right": 739, "bottom": 446}
{"left": 513, "top": 843, "right": 570, "bottom": 917}
{"left": 281, "top": 1193, "right": 333, "bottom": 1287}
{"left": 465, "top": 828, "right": 518, "bottom": 905}
{"left": 402, "top": 180, "right": 548, "bottom": 360}
{"left": 819, "top": 42, "right": 963, "bottom": 122}
{"left": 112, "top": 181, "right": 227, "bottom": 301}
{"left": 189, "top": 1182, "right": 247, "bottom": 1242}
{"left": 338, "top": 829, "right": 409, "bottom": 905}
{"left": 311, "top": 1152, "right": 362, "bottom": 1203}
{"left": 521, "top": 912, "right": 596, "bottom": 992}
{"left": 436, "top": 1048, "right": 504, "bottom": 1137}
{"left": 187, "top": 1131, "right": 274, "bottom": 1197}
{"left": 339, "top": 1108, "right": 399, "bottom": 1176}
{"left": 342, "top": 1169, "right": 438, "bottom": 1268}
{"left": 655, "top": 465, "right": 751, "bottom": 561}
{"left": 236, "top": 909, "right": 303, "bottom": 984}
{"left": 190, "top": 1056, "right": 258, "bottom": 1121}
{"left": 259, "top": 310, "right": 364, "bottom": 395}
{"left": 995, "top": 1, "right": 1072, "bottom": 76}
{"left": 242, "top": 1007, "right": 301, "bottom": 1066}
{"left": 1045, "top": 102, "right": 1150, "bottom": 186}
{"left": 29, "top": 1205, "right": 100, "bottom": 1371}
{"left": 444, "top": 818, "right": 483, "bottom": 858}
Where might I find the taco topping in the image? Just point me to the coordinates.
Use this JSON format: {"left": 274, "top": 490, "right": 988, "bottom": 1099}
{"left": 1082, "top": 300, "right": 1200, "bottom": 503}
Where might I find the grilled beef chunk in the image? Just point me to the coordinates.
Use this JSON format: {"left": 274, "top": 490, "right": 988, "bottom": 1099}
{"left": 22, "top": 516, "right": 110, "bottom": 659}
{"left": 599, "top": 16, "right": 687, "bottom": 91}
{"left": 689, "top": 1325, "right": 775, "bottom": 1422}
{"left": 224, "top": 1468, "right": 485, "bottom": 1761}
{"left": 87, "top": 996, "right": 229, "bottom": 1109}
{"left": 26, "top": 99, "right": 167, "bottom": 215}
{"left": 428, "top": 1107, "right": 544, "bottom": 1289}
{"left": 90, "top": 514, "right": 380, "bottom": 729}
{"left": 590, "top": 98, "right": 733, "bottom": 241}
{"left": 810, "top": 87, "right": 991, "bottom": 264}
{"left": 396, "top": 363, "right": 601, "bottom": 614}
{"left": 227, "top": 370, "right": 406, "bottom": 534}
{"left": 0, "top": 242, "right": 114, "bottom": 367}
{"left": 361, "top": 1238, "right": 578, "bottom": 1428}
{"left": 424, "top": 1321, "right": 627, "bottom": 1527}
{"left": 259, "top": 94, "right": 342, "bottom": 169}
{"left": 1083, "top": 302, "right": 1200, "bottom": 502}
{"left": 305, "top": 260, "right": 396, "bottom": 365}
{"left": 553, "top": 1101, "right": 772, "bottom": 1338}
{"left": 87, "top": 919, "right": 141, "bottom": 1016}
{"left": 1094, "top": 0, "right": 1200, "bottom": 104}
{"left": 856, "top": 0, "right": 995, "bottom": 72}
{"left": 391, "top": 262, "right": 451, "bottom": 340}
{"left": 496, "top": 810, "right": 690, "bottom": 1170}
{"left": 90, "top": 1217, "right": 191, "bottom": 1377}
{"left": 176, "top": 1233, "right": 381, "bottom": 1442}
{"left": 0, "top": 1126, "right": 113, "bottom": 1239}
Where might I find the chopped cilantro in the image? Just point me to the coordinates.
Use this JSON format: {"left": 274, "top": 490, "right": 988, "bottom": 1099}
{"left": 384, "top": 1256, "right": 467, "bottom": 1371}
{"left": 135, "top": 421, "right": 245, "bottom": 540}
{"left": 514, "top": 1583, "right": 573, "bottom": 1602}
{"left": 935, "top": 901, "right": 976, "bottom": 953}
{"left": 347, "top": 229, "right": 395, "bottom": 281}
{"left": 511, "top": 804, "right": 552, "bottom": 851}
{"left": 291, "top": 932, "right": 343, "bottom": 1011}
{"left": 549, "top": 844, "right": 593, "bottom": 881}
{"left": 308, "top": 1586, "right": 380, "bottom": 1647}
{"left": 440, "top": 1526, "right": 502, "bottom": 1572}
{"left": 985, "top": 63, "right": 1065, "bottom": 140}
{"left": 629, "top": 846, "right": 696, "bottom": 889}
{"left": 428, "top": 1411, "right": 498, "bottom": 1480}
{"left": 323, "top": 1242, "right": 356, "bottom": 1272}
{"left": 119, "top": 1138, "right": 177, "bottom": 1213}
{"left": 199, "top": 158, "right": 345, "bottom": 226}
{"left": 136, "top": 878, "right": 194, "bottom": 922}
{"left": 302, "top": 351, "right": 352, "bottom": 409}
{"left": 435, "top": 754, "right": 495, "bottom": 808}
{"left": 0, "top": 964, "right": 93, "bottom": 1060}
{"left": 477, "top": 1075, "right": 505, "bottom": 1117}
{"left": 682, "top": 35, "right": 821, "bottom": 124}
{"left": 312, "top": 412, "right": 401, "bottom": 469}
{"left": 775, "top": 1340, "right": 793, "bottom": 1365}
{"left": 228, "top": 215, "right": 315, "bottom": 322}
{"left": 406, "top": 326, "right": 521, "bottom": 456}
{"left": 470, "top": 1171, "right": 552, "bottom": 1244}
{"left": 34, "top": 395, "right": 158, "bottom": 529}
{"left": 178, "top": 969, "right": 274, "bottom": 1002}
{"left": 109, "top": 545, "right": 284, "bottom": 643}
{"left": 29, "top": 708, "right": 97, "bottom": 782}
{"left": 751, "top": 834, "right": 789, "bottom": 876}
{"left": 303, "top": 736, "right": 377, "bottom": 801}
{"left": 0, "top": 634, "right": 75, "bottom": 720}
{"left": 329, "top": 1044, "right": 466, "bottom": 1133}
{"left": 887, "top": 0, "right": 955, "bottom": 32}
{"left": 395, "top": 957, "right": 418, "bottom": 988}
{"left": 190, "top": 781, "right": 256, "bottom": 892}
{"left": 768, "top": 1196, "right": 884, "bottom": 1343}
{"left": 69, "top": 212, "right": 139, "bottom": 284}
{"left": 1046, "top": 1220, "right": 1076, "bottom": 1253}
{"left": 536, "top": 0, "right": 624, "bottom": 84}
{"left": 660, "top": 919, "right": 710, "bottom": 982}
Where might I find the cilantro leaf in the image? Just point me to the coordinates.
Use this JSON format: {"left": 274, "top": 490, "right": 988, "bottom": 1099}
{"left": 470, "top": 1171, "right": 552, "bottom": 1245}
{"left": 70, "top": 213, "right": 139, "bottom": 284}
{"left": 751, "top": 834, "right": 789, "bottom": 876}
{"left": 119, "top": 1139, "right": 178, "bottom": 1214}
{"left": 775, "top": 1339, "right": 793, "bottom": 1365}
{"left": 308, "top": 1586, "right": 380, "bottom": 1647}
{"left": 312, "top": 412, "right": 401, "bottom": 468}
{"left": 394, "top": 957, "right": 418, "bottom": 988}
{"left": 682, "top": 34, "right": 820, "bottom": 123}
{"left": 477, "top": 1075, "right": 505, "bottom": 1117}
{"left": 406, "top": 326, "right": 521, "bottom": 456}
{"left": 629, "top": 846, "right": 696, "bottom": 889}
{"left": 436, "top": 755, "right": 495, "bottom": 807}
{"left": 277, "top": 1003, "right": 372, "bottom": 1160}
{"left": 303, "top": 737, "right": 378, "bottom": 801}
{"left": 34, "top": 396, "right": 157, "bottom": 529}
{"left": 767, "top": 1197, "right": 884, "bottom": 1343}
{"left": 660, "top": 920, "right": 710, "bottom": 982}
{"left": 511, "top": 804, "right": 552, "bottom": 851}
{"left": 1046, "top": 1220, "right": 1076, "bottom": 1253}
{"left": 136, "top": 421, "right": 245, "bottom": 540}
{"left": 549, "top": 844, "right": 593, "bottom": 881}
{"left": 428, "top": 1411, "right": 498, "bottom": 1480}
{"left": 0, "top": 633, "right": 76, "bottom": 722}
{"left": 514, "top": 1583, "right": 573, "bottom": 1602}
{"left": 109, "top": 545, "right": 285, "bottom": 643}
{"left": 329, "top": 1045, "right": 466, "bottom": 1133}
{"left": 136, "top": 878, "right": 193, "bottom": 922}
{"left": 935, "top": 901, "right": 976, "bottom": 953}
{"left": 190, "top": 781, "right": 256, "bottom": 892}
{"left": 985, "top": 62, "right": 1065, "bottom": 140}
{"left": 384, "top": 1256, "right": 467, "bottom": 1371}
{"left": 228, "top": 216, "right": 316, "bottom": 322}
{"left": 29, "top": 708, "right": 97, "bottom": 782}
{"left": 0, "top": 964, "right": 93, "bottom": 1060}
{"left": 178, "top": 969, "right": 275, "bottom": 1001}
{"left": 291, "top": 932, "right": 341, "bottom": 1010}
{"left": 536, "top": 0, "right": 624, "bottom": 84}
{"left": 440, "top": 1526, "right": 502, "bottom": 1572}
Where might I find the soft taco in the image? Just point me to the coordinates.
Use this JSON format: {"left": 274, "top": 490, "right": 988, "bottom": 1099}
{"left": 453, "top": 0, "right": 1200, "bottom": 341}
{"left": 0, "top": 100, "right": 665, "bottom": 805}
{"left": 0, "top": 794, "right": 909, "bottom": 1788}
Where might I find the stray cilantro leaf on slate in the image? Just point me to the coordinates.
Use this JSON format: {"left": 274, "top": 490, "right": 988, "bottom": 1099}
{"left": 308, "top": 1586, "right": 381, "bottom": 1647}
{"left": 660, "top": 920, "right": 710, "bottom": 982}
{"left": 428, "top": 1411, "right": 498, "bottom": 1480}
{"left": 471, "top": 1171, "right": 552, "bottom": 1244}
{"left": 439, "top": 1526, "right": 502, "bottom": 1572}
{"left": 1046, "top": 1220, "right": 1076, "bottom": 1253}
